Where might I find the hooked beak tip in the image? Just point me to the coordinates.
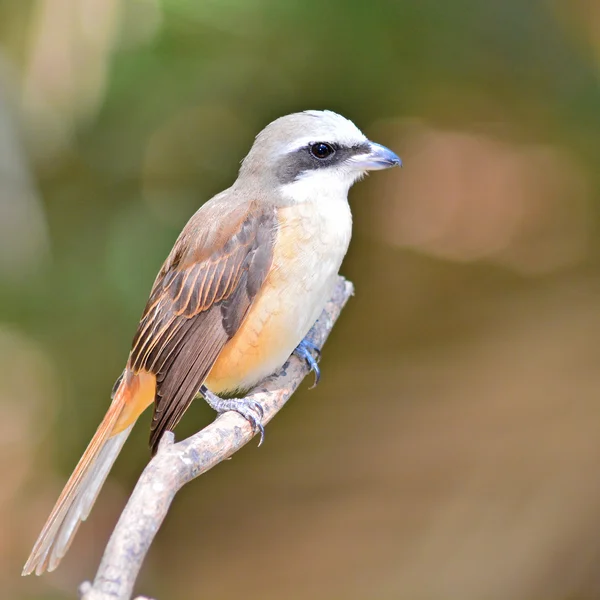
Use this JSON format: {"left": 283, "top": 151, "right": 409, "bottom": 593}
{"left": 351, "top": 142, "right": 402, "bottom": 171}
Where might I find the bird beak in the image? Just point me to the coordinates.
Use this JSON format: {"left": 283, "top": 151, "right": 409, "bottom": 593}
{"left": 350, "top": 142, "right": 402, "bottom": 171}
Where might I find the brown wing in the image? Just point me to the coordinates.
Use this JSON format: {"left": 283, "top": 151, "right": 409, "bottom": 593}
{"left": 128, "top": 198, "right": 276, "bottom": 453}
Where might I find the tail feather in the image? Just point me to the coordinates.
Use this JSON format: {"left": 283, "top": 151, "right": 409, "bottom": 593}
{"left": 49, "top": 425, "right": 133, "bottom": 571}
{"left": 22, "top": 372, "right": 146, "bottom": 576}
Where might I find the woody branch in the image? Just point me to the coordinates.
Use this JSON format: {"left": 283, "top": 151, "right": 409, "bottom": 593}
{"left": 78, "top": 276, "right": 354, "bottom": 600}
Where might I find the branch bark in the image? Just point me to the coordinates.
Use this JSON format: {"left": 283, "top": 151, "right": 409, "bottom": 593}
{"left": 78, "top": 276, "right": 354, "bottom": 600}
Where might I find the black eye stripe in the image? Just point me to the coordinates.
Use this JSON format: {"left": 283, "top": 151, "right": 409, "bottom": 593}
{"left": 275, "top": 141, "right": 371, "bottom": 184}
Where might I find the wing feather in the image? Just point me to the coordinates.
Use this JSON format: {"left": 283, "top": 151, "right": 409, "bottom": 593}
{"left": 127, "top": 198, "right": 276, "bottom": 453}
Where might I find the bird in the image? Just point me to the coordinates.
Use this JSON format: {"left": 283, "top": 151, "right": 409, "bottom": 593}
{"left": 22, "top": 109, "right": 401, "bottom": 576}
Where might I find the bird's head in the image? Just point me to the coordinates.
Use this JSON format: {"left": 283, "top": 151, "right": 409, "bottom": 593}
{"left": 238, "top": 110, "right": 401, "bottom": 202}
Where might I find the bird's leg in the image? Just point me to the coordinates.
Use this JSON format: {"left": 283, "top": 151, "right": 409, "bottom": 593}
{"left": 200, "top": 385, "right": 265, "bottom": 446}
{"left": 293, "top": 332, "right": 322, "bottom": 388}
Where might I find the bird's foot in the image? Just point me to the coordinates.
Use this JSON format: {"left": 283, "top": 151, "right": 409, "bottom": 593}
{"left": 200, "top": 385, "right": 265, "bottom": 446}
{"left": 293, "top": 337, "right": 321, "bottom": 388}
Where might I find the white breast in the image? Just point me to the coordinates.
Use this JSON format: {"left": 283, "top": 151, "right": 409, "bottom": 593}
{"left": 274, "top": 194, "right": 353, "bottom": 330}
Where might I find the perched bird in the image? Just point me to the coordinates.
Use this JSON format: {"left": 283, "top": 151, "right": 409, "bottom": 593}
{"left": 23, "top": 110, "right": 401, "bottom": 576}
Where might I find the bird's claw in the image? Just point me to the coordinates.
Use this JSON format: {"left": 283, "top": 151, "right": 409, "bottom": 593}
{"left": 201, "top": 386, "right": 265, "bottom": 446}
{"left": 293, "top": 338, "right": 322, "bottom": 388}
{"left": 300, "top": 338, "right": 321, "bottom": 358}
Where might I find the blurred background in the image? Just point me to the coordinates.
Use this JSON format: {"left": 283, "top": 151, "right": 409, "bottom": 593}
{"left": 2, "top": 0, "right": 600, "bottom": 598}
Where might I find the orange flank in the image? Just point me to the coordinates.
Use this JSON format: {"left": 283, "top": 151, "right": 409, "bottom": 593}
{"left": 205, "top": 301, "right": 285, "bottom": 392}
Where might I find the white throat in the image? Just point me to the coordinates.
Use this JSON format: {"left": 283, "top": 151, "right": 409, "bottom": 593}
{"left": 279, "top": 168, "right": 363, "bottom": 205}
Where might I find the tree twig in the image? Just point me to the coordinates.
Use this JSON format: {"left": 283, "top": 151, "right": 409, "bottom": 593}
{"left": 78, "top": 276, "right": 354, "bottom": 600}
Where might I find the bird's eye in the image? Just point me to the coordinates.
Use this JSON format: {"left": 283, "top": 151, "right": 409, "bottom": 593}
{"left": 310, "top": 142, "right": 335, "bottom": 159}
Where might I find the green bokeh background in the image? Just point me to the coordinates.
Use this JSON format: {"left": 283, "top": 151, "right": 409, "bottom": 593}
{"left": 2, "top": 1, "right": 600, "bottom": 599}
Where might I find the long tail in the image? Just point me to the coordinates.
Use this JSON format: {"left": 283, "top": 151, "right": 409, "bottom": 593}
{"left": 22, "top": 369, "right": 156, "bottom": 576}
